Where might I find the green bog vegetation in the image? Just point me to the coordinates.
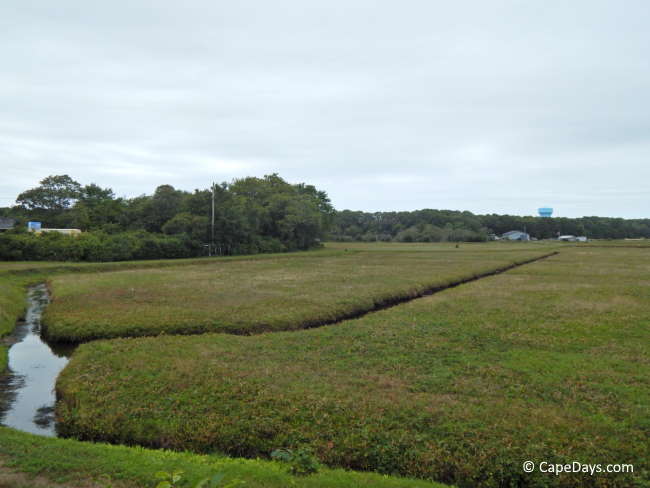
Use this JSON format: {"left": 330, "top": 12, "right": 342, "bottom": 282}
{"left": 2, "top": 243, "right": 649, "bottom": 488}
{"left": 42, "top": 245, "right": 553, "bottom": 342}
{"left": 0, "top": 274, "right": 37, "bottom": 371}
{"left": 54, "top": 247, "right": 649, "bottom": 487}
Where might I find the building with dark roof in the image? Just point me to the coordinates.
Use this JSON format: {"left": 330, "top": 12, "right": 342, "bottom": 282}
{"left": 501, "top": 230, "right": 530, "bottom": 241}
{"left": 0, "top": 217, "right": 15, "bottom": 232}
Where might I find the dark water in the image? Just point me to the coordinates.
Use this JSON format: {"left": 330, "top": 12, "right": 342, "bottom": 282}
{"left": 0, "top": 284, "right": 74, "bottom": 436}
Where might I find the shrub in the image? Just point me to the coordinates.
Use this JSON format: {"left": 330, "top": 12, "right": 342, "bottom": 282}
{"left": 271, "top": 448, "right": 321, "bottom": 476}
{"left": 0, "top": 231, "right": 206, "bottom": 262}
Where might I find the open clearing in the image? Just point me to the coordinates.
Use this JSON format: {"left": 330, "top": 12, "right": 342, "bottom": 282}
{"left": 56, "top": 246, "right": 650, "bottom": 487}
{"left": 43, "top": 244, "right": 552, "bottom": 341}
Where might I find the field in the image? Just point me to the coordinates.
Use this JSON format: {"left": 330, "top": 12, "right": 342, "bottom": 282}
{"left": 1, "top": 242, "right": 648, "bottom": 487}
{"left": 582, "top": 240, "right": 650, "bottom": 248}
{"left": 43, "top": 244, "right": 553, "bottom": 342}
{"left": 56, "top": 246, "right": 650, "bottom": 487}
{"left": 0, "top": 250, "right": 337, "bottom": 368}
{"left": 0, "top": 427, "right": 444, "bottom": 488}
{"left": 0, "top": 249, "right": 348, "bottom": 276}
{"left": 325, "top": 241, "right": 561, "bottom": 251}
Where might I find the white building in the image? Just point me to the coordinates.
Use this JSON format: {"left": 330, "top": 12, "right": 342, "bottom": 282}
{"left": 501, "top": 230, "right": 530, "bottom": 241}
{"left": 558, "top": 235, "right": 588, "bottom": 242}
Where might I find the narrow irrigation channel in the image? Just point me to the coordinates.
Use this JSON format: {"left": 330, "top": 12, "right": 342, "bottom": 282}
{"left": 0, "top": 284, "right": 75, "bottom": 436}
{"left": 297, "top": 251, "right": 559, "bottom": 332}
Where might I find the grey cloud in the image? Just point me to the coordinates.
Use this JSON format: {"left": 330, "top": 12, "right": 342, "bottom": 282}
{"left": 1, "top": 0, "right": 649, "bottom": 216}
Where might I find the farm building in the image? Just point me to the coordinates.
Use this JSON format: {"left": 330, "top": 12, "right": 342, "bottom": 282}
{"left": 501, "top": 230, "right": 530, "bottom": 241}
{"left": 0, "top": 217, "right": 15, "bottom": 232}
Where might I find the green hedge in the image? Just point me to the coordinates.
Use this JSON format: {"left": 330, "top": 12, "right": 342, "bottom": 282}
{"left": 0, "top": 231, "right": 201, "bottom": 262}
{"left": 0, "top": 231, "right": 294, "bottom": 262}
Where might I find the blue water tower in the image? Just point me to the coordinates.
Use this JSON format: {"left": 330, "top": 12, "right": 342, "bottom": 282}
{"left": 538, "top": 208, "right": 553, "bottom": 218}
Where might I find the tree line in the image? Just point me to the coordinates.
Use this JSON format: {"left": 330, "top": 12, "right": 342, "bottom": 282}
{"left": 330, "top": 209, "right": 650, "bottom": 242}
{"left": 0, "top": 174, "right": 334, "bottom": 261}
{"left": 2, "top": 174, "right": 649, "bottom": 261}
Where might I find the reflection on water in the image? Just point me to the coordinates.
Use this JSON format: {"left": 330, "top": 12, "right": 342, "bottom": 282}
{"left": 0, "top": 284, "right": 74, "bottom": 436}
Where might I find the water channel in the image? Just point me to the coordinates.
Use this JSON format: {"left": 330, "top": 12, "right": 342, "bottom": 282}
{"left": 0, "top": 284, "right": 75, "bottom": 436}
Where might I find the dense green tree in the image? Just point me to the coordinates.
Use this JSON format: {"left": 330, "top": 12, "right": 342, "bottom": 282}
{"left": 162, "top": 212, "right": 210, "bottom": 243}
{"left": 15, "top": 175, "right": 82, "bottom": 228}
{"left": 148, "top": 185, "right": 184, "bottom": 232}
{"left": 16, "top": 175, "right": 82, "bottom": 212}
{"left": 71, "top": 184, "right": 124, "bottom": 231}
{"left": 229, "top": 174, "right": 332, "bottom": 251}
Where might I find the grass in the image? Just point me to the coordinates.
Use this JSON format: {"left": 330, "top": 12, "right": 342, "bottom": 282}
{"left": 56, "top": 247, "right": 650, "bottom": 487}
{"left": 0, "top": 276, "right": 33, "bottom": 372}
{"left": 0, "top": 278, "right": 28, "bottom": 338}
{"left": 43, "top": 246, "right": 553, "bottom": 342}
{"left": 582, "top": 240, "right": 650, "bottom": 248}
{"left": 0, "top": 249, "right": 343, "bottom": 369}
{"left": 1, "top": 246, "right": 459, "bottom": 488}
{"left": 0, "top": 427, "right": 446, "bottom": 488}
{"left": 325, "top": 241, "right": 561, "bottom": 251}
{"left": 0, "top": 248, "right": 346, "bottom": 276}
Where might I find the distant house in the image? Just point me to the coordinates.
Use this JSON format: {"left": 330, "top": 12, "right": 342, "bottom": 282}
{"left": 0, "top": 217, "right": 15, "bottom": 232}
{"left": 501, "top": 230, "right": 530, "bottom": 241}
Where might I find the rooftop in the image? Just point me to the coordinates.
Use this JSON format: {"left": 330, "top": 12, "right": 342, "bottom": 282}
{"left": 0, "top": 217, "right": 15, "bottom": 230}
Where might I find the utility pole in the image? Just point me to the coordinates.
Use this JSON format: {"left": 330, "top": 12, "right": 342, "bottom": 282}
{"left": 210, "top": 182, "right": 215, "bottom": 256}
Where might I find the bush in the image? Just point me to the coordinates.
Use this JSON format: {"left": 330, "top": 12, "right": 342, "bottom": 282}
{"left": 0, "top": 231, "right": 206, "bottom": 262}
{"left": 271, "top": 448, "right": 321, "bottom": 476}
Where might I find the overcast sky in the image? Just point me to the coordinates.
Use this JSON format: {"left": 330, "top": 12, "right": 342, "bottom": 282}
{"left": 1, "top": 1, "right": 649, "bottom": 217}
